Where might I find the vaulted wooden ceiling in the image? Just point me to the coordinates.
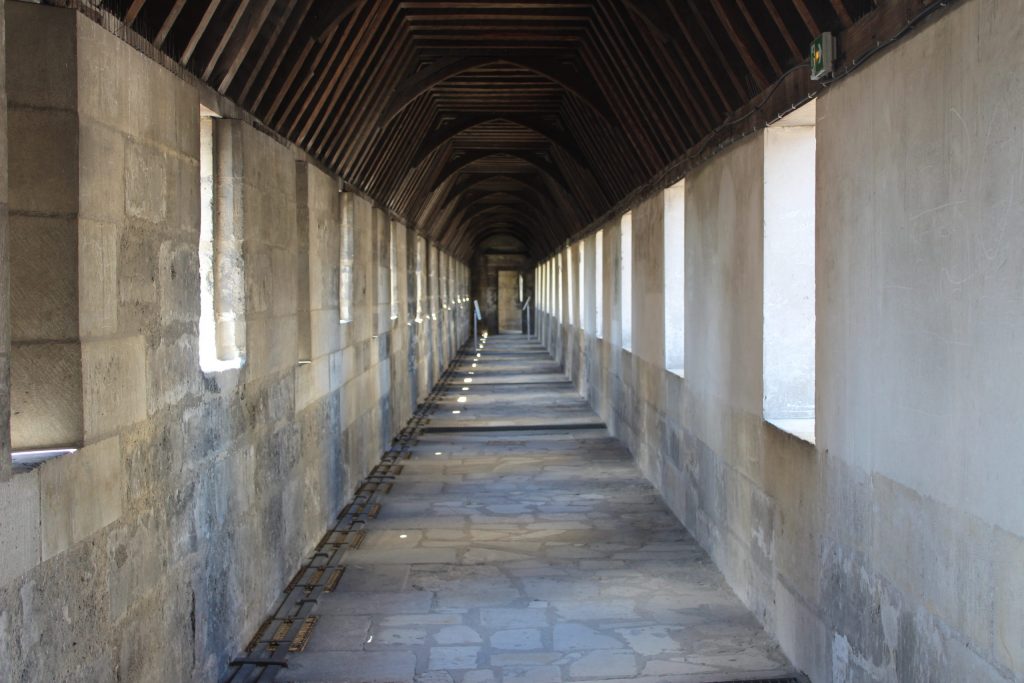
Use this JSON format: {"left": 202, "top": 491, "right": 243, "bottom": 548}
{"left": 100, "top": 0, "right": 876, "bottom": 259}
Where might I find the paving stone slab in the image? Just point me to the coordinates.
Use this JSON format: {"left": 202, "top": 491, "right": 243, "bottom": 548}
{"left": 275, "top": 650, "right": 416, "bottom": 682}
{"left": 273, "top": 337, "right": 796, "bottom": 683}
{"left": 316, "top": 590, "right": 434, "bottom": 615}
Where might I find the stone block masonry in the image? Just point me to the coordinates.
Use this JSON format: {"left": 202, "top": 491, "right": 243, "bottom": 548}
{"left": 537, "top": 2, "right": 1024, "bottom": 681}
{"left": 0, "top": 4, "right": 471, "bottom": 682}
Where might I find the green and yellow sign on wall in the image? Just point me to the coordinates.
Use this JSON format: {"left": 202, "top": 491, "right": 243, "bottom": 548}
{"left": 810, "top": 32, "right": 836, "bottom": 81}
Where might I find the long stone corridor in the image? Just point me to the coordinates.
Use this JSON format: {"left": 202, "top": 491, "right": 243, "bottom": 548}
{"left": 270, "top": 335, "right": 799, "bottom": 683}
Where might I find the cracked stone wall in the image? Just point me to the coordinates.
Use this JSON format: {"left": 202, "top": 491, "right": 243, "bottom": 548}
{"left": 538, "top": 1, "right": 1024, "bottom": 681}
{"left": 0, "top": 4, "right": 470, "bottom": 681}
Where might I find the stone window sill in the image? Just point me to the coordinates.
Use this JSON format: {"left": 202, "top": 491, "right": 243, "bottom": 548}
{"left": 766, "top": 418, "right": 815, "bottom": 445}
{"left": 11, "top": 448, "right": 77, "bottom": 475}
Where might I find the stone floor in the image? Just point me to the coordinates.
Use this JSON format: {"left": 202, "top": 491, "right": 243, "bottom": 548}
{"left": 276, "top": 335, "right": 799, "bottom": 683}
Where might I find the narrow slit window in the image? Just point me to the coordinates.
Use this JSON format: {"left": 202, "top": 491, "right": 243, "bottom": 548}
{"left": 567, "top": 247, "right": 575, "bottom": 326}
{"left": 620, "top": 212, "right": 633, "bottom": 351}
{"left": 198, "top": 110, "right": 245, "bottom": 372}
{"left": 763, "top": 101, "right": 816, "bottom": 443}
{"left": 415, "top": 236, "right": 426, "bottom": 323}
{"left": 664, "top": 180, "right": 685, "bottom": 375}
{"left": 579, "top": 241, "right": 588, "bottom": 332}
{"left": 595, "top": 230, "right": 604, "bottom": 338}
{"left": 557, "top": 254, "right": 564, "bottom": 323}
{"left": 390, "top": 220, "right": 400, "bottom": 319}
{"left": 339, "top": 191, "right": 354, "bottom": 323}
{"left": 429, "top": 245, "right": 440, "bottom": 320}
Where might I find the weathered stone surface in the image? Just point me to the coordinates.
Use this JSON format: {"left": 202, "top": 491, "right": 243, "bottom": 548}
{"left": 318, "top": 590, "right": 434, "bottom": 616}
{"left": 274, "top": 336, "right": 793, "bottom": 683}
{"left": 0, "top": 7, "right": 469, "bottom": 682}
{"left": 434, "top": 625, "right": 483, "bottom": 645}
{"left": 81, "top": 335, "right": 146, "bottom": 439}
{"left": 532, "top": 5, "right": 1024, "bottom": 682}
{"left": 568, "top": 650, "right": 638, "bottom": 679}
{"left": 490, "top": 628, "right": 542, "bottom": 651}
{"left": 429, "top": 646, "right": 481, "bottom": 670}
{"left": 39, "top": 436, "right": 122, "bottom": 560}
{"left": 277, "top": 651, "right": 417, "bottom": 683}
{"left": 0, "top": 471, "right": 39, "bottom": 585}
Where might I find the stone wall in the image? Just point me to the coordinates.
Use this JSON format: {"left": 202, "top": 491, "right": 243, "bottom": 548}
{"left": 537, "top": 2, "right": 1023, "bottom": 681}
{"left": 0, "top": 5, "right": 470, "bottom": 681}
{"left": 0, "top": 0, "right": 7, "bottom": 484}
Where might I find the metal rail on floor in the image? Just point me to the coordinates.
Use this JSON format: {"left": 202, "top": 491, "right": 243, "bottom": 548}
{"left": 222, "top": 342, "right": 473, "bottom": 682}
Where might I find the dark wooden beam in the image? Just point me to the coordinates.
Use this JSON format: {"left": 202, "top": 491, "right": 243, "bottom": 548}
{"left": 180, "top": 0, "right": 223, "bottom": 66}
{"left": 708, "top": 0, "right": 770, "bottom": 89}
{"left": 247, "top": 0, "right": 316, "bottom": 111}
{"left": 378, "top": 55, "right": 615, "bottom": 128}
{"left": 123, "top": 0, "right": 147, "bottom": 26}
{"left": 153, "top": 0, "right": 186, "bottom": 50}
{"left": 410, "top": 113, "right": 587, "bottom": 168}
{"left": 305, "top": 1, "right": 367, "bottom": 42}
{"left": 829, "top": 0, "right": 854, "bottom": 28}
{"left": 201, "top": 0, "right": 253, "bottom": 81}
{"left": 763, "top": 1, "right": 804, "bottom": 62}
{"left": 217, "top": 0, "right": 276, "bottom": 92}
{"left": 679, "top": 1, "right": 750, "bottom": 102}
{"left": 792, "top": 0, "right": 822, "bottom": 37}
{"left": 735, "top": 0, "right": 782, "bottom": 75}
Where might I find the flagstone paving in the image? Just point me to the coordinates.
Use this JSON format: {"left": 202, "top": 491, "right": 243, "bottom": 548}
{"left": 276, "top": 335, "right": 799, "bottom": 683}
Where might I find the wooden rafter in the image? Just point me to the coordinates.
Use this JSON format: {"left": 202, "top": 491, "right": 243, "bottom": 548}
{"left": 100, "top": 0, "right": 938, "bottom": 262}
{"left": 180, "top": 0, "right": 223, "bottom": 65}
{"left": 217, "top": 0, "right": 276, "bottom": 92}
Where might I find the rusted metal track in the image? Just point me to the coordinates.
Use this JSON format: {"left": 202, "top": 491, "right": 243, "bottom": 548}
{"left": 223, "top": 342, "right": 471, "bottom": 682}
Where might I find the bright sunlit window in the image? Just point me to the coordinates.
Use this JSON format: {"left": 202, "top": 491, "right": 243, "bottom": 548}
{"left": 664, "top": 180, "right": 685, "bottom": 375}
{"left": 620, "top": 212, "right": 633, "bottom": 351}
{"left": 763, "top": 101, "right": 816, "bottom": 443}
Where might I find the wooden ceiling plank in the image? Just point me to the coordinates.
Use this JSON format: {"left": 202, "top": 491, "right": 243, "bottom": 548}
{"left": 579, "top": 22, "right": 658, "bottom": 176}
{"left": 154, "top": 0, "right": 187, "bottom": 50}
{"left": 664, "top": 0, "right": 738, "bottom": 111}
{"left": 708, "top": 0, "right": 769, "bottom": 89}
{"left": 735, "top": 0, "right": 783, "bottom": 75}
{"left": 238, "top": 0, "right": 306, "bottom": 103}
{"left": 614, "top": 3, "right": 696, "bottom": 150}
{"left": 116, "top": 0, "right": 925, "bottom": 265}
{"left": 378, "top": 55, "right": 616, "bottom": 128}
{"left": 410, "top": 113, "right": 587, "bottom": 170}
{"left": 685, "top": 0, "right": 753, "bottom": 101}
{"left": 123, "top": 0, "right": 147, "bottom": 26}
{"left": 311, "top": 2, "right": 400, "bottom": 164}
{"left": 258, "top": 37, "right": 315, "bottom": 120}
{"left": 310, "top": 1, "right": 369, "bottom": 42}
{"left": 297, "top": 3, "right": 383, "bottom": 145}
{"left": 250, "top": 0, "right": 316, "bottom": 111}
{"left": 618, "top": 0, "right": 712, "bottom": 135}
{"left": 763, "top": 1, "right": 804, "bottom": 61}
{"left": 274, "top": 22, "right": 346, "bottom": 133}
{"left": 218, "top": 0, "right": 276, "bottom": 92}
{"left": 590, "top": 2, "right": 676, "bottom": 171}
{"left": 180, "top": 0, "right": 223, "bottom": 66}
{"left": 202, "top": 0, "right": 254, "bottom": 82}
{"left": 792, "top": 0, "right": 822, "bottom": 36}
{"left": 829, "top": 0, "right": 854, "bottom": 28}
